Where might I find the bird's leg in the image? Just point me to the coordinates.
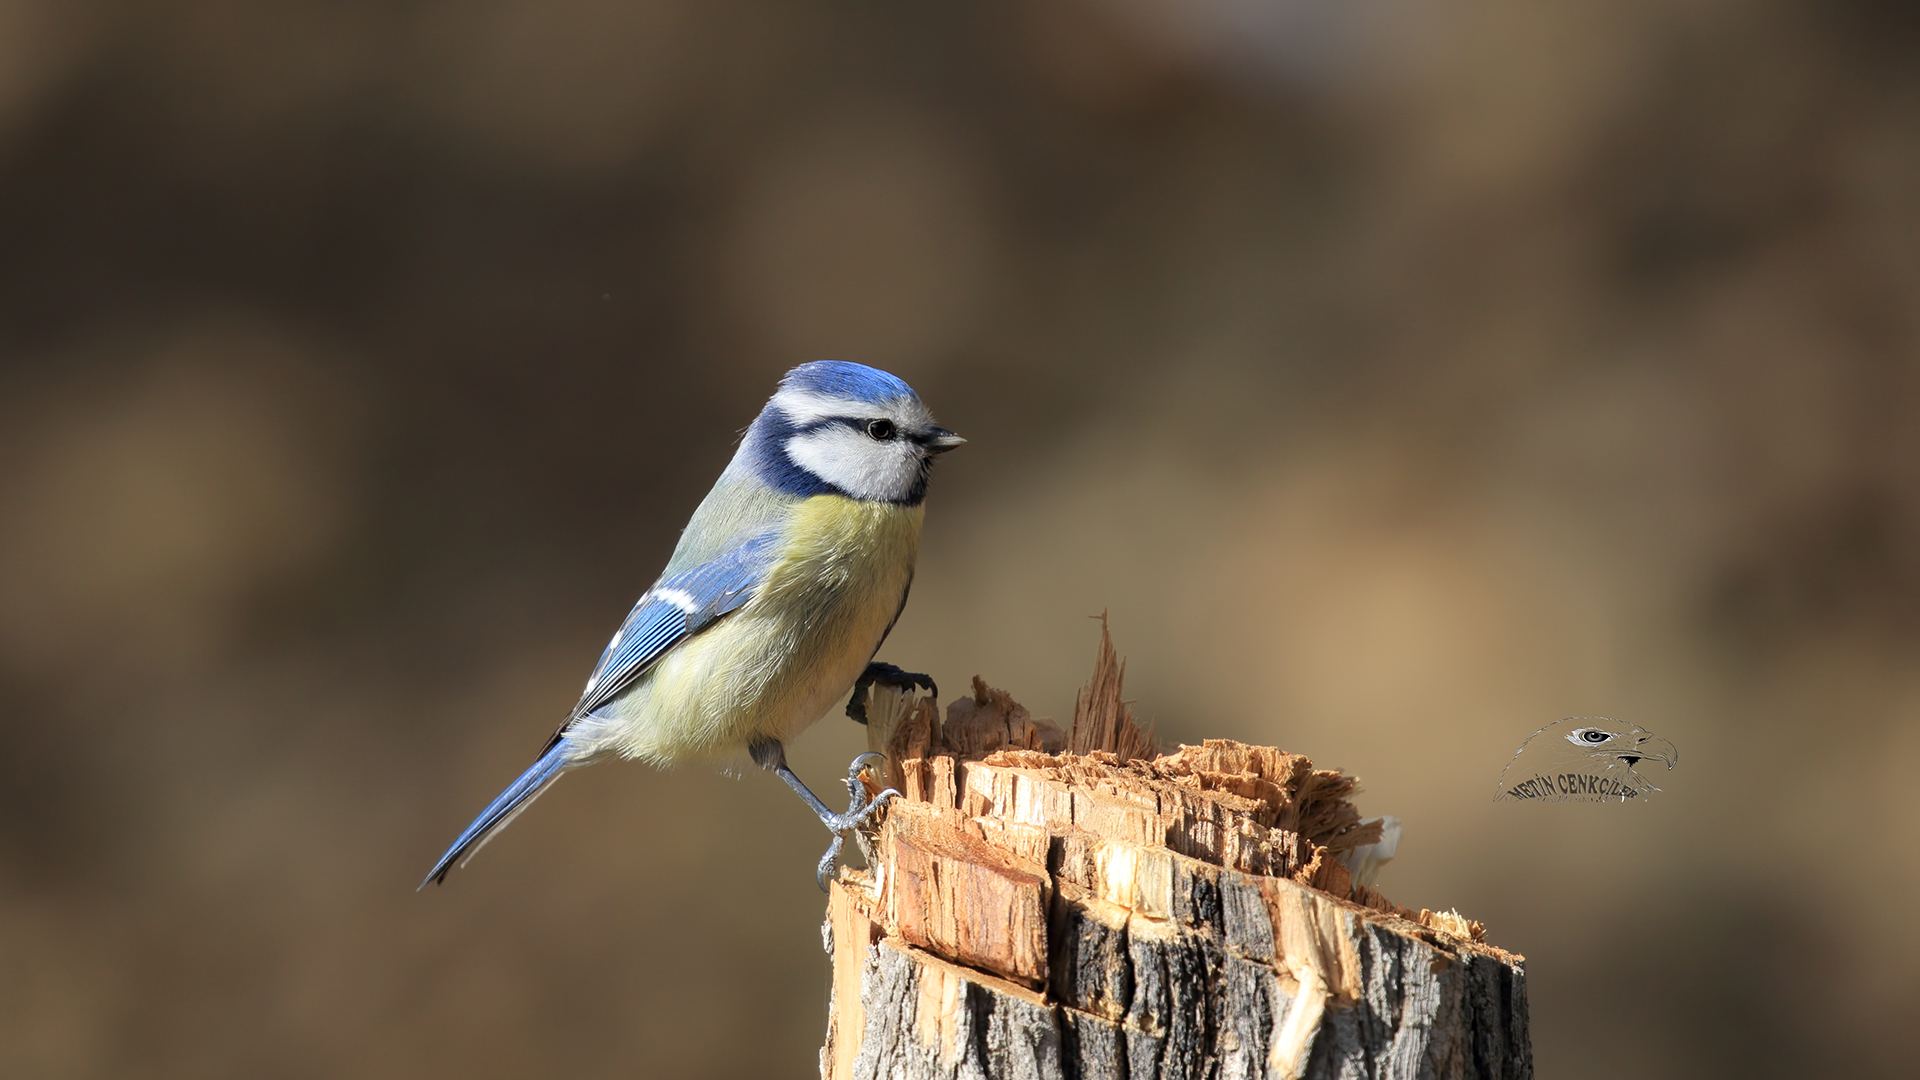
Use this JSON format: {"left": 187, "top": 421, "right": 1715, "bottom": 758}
{"left": 749, "top": 737, "right": 899, "bottom": 891}
{"left": 845, "top": 661, "right": 938, "bottom": 725}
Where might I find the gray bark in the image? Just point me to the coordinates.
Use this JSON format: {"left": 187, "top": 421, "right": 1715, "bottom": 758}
{"left": 824, "top": 822, "right": 1529, "bottom": 1080}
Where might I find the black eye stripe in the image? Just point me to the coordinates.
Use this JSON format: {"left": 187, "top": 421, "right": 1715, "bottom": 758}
{"left": 791, "top": 416, "right": 902, "bottom": 435}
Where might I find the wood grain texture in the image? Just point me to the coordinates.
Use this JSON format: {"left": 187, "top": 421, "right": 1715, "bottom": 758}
{"left": 824, "top": 661, "right": 1530, "bottom": 1080}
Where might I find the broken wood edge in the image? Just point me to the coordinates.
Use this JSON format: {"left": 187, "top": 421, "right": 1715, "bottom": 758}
{"left": 1069, "top": 613, "right": 1157, "bottom": 762}
{"left": 870, "top": 690, "right": 1494, "bottom": 949}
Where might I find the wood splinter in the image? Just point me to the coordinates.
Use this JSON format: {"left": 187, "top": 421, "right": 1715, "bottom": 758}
{"left": 821, "top": 622, "right": 1531, "bottom": 1080}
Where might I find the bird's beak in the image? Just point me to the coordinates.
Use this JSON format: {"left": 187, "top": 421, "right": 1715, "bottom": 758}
{"left": 924, "top": 428, "right": 966, "bottom": 454}
{"left": 1623, "top": 736, "right": 1678, "bottom": 770}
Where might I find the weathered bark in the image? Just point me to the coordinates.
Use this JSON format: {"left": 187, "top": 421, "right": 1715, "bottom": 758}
{"left": 822, "top": 627, "right": 1530, "bottom": 1080}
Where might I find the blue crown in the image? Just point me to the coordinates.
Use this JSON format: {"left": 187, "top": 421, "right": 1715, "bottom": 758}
{"left": 781, "top": 361, "right": 917, "bottom": 405}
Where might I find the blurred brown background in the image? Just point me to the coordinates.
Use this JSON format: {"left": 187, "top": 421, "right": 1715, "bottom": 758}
{"left": 1, "top": 0, "right": 1916, "bottom": 1076}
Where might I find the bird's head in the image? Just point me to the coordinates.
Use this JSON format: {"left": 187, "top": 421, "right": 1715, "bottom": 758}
{"left": 1560, "top": 719, "right": 1678, "bottom": 771}
{"left": 748, "top": 361, "right": 965, "bottom": 504}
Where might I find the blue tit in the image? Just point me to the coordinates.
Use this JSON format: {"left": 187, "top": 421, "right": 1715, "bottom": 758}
{"left": 421, "top": 361, "right": 964, "bottom": 890}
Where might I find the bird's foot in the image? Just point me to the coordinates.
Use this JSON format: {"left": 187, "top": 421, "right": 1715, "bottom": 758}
{"left": 846, "top": 662, "right": 938, "bottom": 725}
{"left": 812, "top": 752, "right": 899, "bottom": 890}
{"left": 755, "top": 738, "right": 901, "bottom": 891}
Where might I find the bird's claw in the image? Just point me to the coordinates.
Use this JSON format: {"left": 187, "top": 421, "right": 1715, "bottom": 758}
{"left": 813, "top": 751, "right": 899, "bottom": 891}
{"left": 815, "top": 836, "right": 848, "bottom": 892}
{"left": 846, "top": 662, "right": 939, "bottom": 725}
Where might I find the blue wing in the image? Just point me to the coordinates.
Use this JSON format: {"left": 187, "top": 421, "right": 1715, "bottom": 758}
{"left": 421, "top": 531, "right": 780, "bottom": 887}
{"left": 569, "top": 530, "right": 779, "bottom": 722}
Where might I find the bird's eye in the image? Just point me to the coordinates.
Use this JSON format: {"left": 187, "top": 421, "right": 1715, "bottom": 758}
{"left": 865, "top": 419, "right": 896, "bottom": 440}
{"left": 1580, "top": 730, "right": 1610, "bottom": 743}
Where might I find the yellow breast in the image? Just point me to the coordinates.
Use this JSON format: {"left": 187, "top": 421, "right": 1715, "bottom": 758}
{"left": 609, "top": 496, "right": 924, "bottom": 764}
{"left": 757, "top": 496, "right": 925, "bottom": 613}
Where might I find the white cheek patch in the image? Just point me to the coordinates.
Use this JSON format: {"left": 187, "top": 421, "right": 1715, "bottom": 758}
{"left": 785, "top": 425, "right": 922, "bottom": 501}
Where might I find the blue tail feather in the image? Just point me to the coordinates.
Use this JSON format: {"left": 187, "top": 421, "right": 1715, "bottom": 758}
{"left": 420, "top": 745, "right": 572, "bottom": 888}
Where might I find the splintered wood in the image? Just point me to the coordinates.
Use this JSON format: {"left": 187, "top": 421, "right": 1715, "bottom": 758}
{"left": 825, "top": 624, "right": 1531, "bottom": 1080}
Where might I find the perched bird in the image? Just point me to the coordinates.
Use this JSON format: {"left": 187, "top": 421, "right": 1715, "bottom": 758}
{"left": 422, "top": 361, "right": 963, "bottom": 889}
{"left": 1494, "top": 716, "right": 1678, "bottom": 803}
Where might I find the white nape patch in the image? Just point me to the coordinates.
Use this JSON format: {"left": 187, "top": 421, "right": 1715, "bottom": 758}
{"left": 770, "top": 387, "right": 935, "bottom": 432}
{"left": 786, "top": 424, "right": 924, "bottom": 502}
{"left": 770, "top": 388, "right": 866, "bottom": 425}
{"left": 653, "top": 587, "right": 698, "bottom": 613}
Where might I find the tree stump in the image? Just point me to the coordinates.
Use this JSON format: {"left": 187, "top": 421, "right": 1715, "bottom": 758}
{"left": 820, "top": 628, "right": 1530, "bottom": 1080}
